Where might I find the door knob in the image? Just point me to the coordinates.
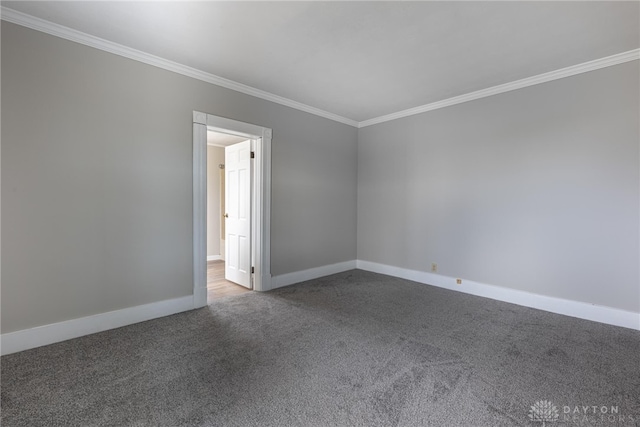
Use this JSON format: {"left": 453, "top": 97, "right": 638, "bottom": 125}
{"left": 224, "top": 213, "right": 229, "bottom": 218}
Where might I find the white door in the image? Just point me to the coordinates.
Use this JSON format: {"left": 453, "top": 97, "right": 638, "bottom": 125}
{"left": 225, "top": 139, "right": 252, "bottom": 288}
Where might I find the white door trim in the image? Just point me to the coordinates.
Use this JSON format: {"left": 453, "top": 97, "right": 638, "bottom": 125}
{"left": 193, "top": 111, "right": 272, "bottom": 307}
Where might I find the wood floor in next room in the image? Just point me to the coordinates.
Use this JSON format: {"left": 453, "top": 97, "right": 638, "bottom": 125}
{"left": 207, "top": 259, "right": 250, "bottom": 301}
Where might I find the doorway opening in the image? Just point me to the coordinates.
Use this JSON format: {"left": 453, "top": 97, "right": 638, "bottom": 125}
{"left": 206, "top": 131, "right": 252, "bottom": 301}
{"left": 192, "top": 111, "right": 272, "bottom": 308}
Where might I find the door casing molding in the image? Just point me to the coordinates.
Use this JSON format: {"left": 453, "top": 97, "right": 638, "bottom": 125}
{"left": 193, "top": 111, "right": 272, "bottom": 307}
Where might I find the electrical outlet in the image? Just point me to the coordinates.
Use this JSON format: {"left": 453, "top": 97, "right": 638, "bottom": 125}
{"left": 431, "top": 263, "right": 438, "bottom": 273}
{"left": 456, "top": 278, "right": 462, "bottom": 285}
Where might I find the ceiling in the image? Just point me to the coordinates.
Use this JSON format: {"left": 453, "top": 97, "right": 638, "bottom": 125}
{"left": 3, "top": 1, "right": 639, "bottom": 124}
{"left": 207, "top": 131, "right": 247, "bottom": 147}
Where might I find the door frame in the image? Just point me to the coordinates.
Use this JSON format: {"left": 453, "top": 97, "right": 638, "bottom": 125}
{"left": 192, "top": 111, "right": 272, "bottom": 307}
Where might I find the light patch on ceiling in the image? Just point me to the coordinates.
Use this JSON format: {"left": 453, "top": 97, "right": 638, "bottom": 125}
{"left": 207, "top": 131, "right": 248, "bottom": 147}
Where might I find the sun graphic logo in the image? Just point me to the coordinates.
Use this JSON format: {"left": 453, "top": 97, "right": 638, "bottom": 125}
{"left": 529, "top": 400, "right": 559, "bottom": 426}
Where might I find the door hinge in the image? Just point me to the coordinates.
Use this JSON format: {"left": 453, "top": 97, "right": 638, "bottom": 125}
{"left": 251, "top": 266, "right": 255, "bottom": 274}
{"left": 250, "top": 151, "right": 255, "bottom": 159}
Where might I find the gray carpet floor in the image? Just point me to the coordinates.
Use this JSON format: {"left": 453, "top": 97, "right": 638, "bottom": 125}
{"left": 2, "top": 270, "right": 639, "bottom": 426}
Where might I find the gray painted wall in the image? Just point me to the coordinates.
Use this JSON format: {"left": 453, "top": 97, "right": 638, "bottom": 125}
{"left": 358, "top": 61, "right": 639, "bottom": 313}
{"left": 2, "top": 20, "right": 637, "bottom": 337}
{"left": 1, "top": 23, "right": 358, "bottom": 333}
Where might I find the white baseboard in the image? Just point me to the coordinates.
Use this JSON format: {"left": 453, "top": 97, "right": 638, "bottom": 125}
{"left": 271, "top": 260, "right": 357, "bottom": 290}
{"left": 357, "top": 260, "right": 640, "bottom": 331}
{"left": 207, "top": 255, "right": 222, "bottom": 261}
{"left": 5, "top": 260, "right": 635, "bottom": 356}
{"left": 1, "top": 295, "right": 195, "bottom": 356}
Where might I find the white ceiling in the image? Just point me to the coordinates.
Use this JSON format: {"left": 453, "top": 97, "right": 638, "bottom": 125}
{"left": 207, "top": 131, "right": 247, "bottom": 147}
{"left": 3, "top": 1, "right": 639, "bottom": 123}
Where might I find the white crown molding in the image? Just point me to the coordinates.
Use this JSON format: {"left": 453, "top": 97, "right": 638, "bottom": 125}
{"left": 359, "top": 49, "right": 640, "bottom": 128}
{"left": 0, "top": 7, "right": 359, "bottom": 128}
{"left": 357, "top": 260, "right": 640, "bottom": 331}
{"left": 2, "top": 7, "right": 637, "bottom": 131}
